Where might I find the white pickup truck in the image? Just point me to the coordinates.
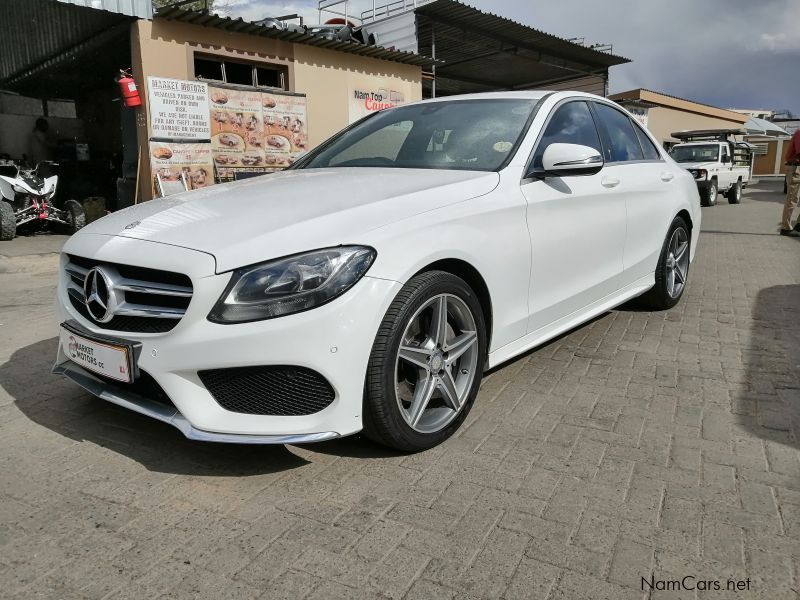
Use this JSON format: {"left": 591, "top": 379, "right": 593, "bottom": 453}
{"left": 668, "top": 139, "right": 751, "bottom": 207}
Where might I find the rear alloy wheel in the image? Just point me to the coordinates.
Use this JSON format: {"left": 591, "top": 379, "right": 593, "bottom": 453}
{"left": 363, "top": 271, "right": 486, "bottom": 451}
{"left": 641, "top": 216, "right": 690, "bottom": 310}
{"left": 726, "top": 180, "right": 741, "bottom": 204}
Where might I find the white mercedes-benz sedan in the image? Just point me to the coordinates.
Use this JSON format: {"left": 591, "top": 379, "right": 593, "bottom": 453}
{"left": 54, "top": 91, "right": 700, "bottom": 451}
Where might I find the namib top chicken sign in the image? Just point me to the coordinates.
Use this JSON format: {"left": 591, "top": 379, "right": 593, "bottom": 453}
{"left": 349, "top": 86, "right": 406, "bottom": 122}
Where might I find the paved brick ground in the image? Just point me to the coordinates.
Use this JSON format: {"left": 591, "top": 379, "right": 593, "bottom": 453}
{"left": 0, "top": 182, "right": 798, "bottom": 600}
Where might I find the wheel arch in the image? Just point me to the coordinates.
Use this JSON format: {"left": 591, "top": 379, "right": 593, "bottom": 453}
{"left": 412, "top": 258, "right": 493, "bottom": 349}
{"left": 676, "top": 208, "right": 693, "bottom": 233}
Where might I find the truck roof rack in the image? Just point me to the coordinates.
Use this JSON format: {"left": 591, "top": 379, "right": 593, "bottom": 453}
{"left": 671, "top": 128, "right": 747, "bottom": 142}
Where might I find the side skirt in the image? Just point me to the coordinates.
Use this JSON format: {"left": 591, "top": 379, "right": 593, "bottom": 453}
{"left": 487, "top": 274, "right": 654, "bottom": 370}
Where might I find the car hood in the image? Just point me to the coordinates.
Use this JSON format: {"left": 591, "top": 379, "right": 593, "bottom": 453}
{"left": 82, "top": 167, "right": 499, "bottom": 272}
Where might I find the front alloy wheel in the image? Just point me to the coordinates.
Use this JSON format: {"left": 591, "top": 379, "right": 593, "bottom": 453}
{"left": 703, "top": 181, "right": 717, "bottom": 207}
{"left": 364, "top": 271, "right": 486, "bottom": 451}
{"left": 395, "top": 294, "right": 479, "bottom": 433}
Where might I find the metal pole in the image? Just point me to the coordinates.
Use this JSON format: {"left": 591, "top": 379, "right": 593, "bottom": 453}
{"left": 431, "top": 26, "right": 436, "bottom": 98}
{"left": 373, "top": 0, "right": 376, "bottom": 21}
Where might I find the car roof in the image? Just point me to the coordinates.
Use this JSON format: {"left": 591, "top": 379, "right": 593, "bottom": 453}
{"left": 410, "top": 90, "right": 606, "bottom": 105}
{"left": 673, "top": 141, "right": 724, "bottom": 146}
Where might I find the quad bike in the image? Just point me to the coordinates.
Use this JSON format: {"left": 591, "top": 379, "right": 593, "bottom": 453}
{"left": 0, "top": 160, "right": 85, "bottom": 241}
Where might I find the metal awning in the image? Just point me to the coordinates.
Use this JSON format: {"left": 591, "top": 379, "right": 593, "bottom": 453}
{"left": 0, "top": 0, "right": 135, "bottom": 97}
{"left": 744, "top": 117, "right": 788, "bottom": 137}
{"left": 414, "top": 0, "right": 630, "bottom": 96}
{"left": 155, "top": 6, "right": 437, "bottom": 67}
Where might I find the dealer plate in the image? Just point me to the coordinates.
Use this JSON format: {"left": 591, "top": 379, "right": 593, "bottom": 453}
{"left": 59, "top": 326, "right": 132, "bottom": 383}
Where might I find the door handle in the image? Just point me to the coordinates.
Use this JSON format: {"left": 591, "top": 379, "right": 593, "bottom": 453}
{"left": 601, "top": 176, "right": 620, "bottom": 188}
{"left": 660, "top": 172, "right": 675, "bottom": 182}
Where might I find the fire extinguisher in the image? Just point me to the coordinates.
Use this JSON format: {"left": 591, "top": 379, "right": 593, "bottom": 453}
{"left": 117, "top": 69, "right": 142, "bottom": 108}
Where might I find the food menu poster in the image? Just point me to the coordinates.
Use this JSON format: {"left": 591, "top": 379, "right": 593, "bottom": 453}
{"left": 208, "top": 85, "right": 308, "bottom": 179}
{"left": 149, "top": 141, "right": 215, "bottom": 196}
{"left": 148, "top": 77, "right": 211, "bottom": 140}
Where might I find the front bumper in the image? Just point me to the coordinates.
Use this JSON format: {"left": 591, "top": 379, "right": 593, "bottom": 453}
{"left": 52, "top": 361, "right": 340, "bottom": 444}
{"left": 695, "top": 180, "right": 711, "bottom": 192}
{"left": 54, "top": 234, "right": 402, "bottom": 443}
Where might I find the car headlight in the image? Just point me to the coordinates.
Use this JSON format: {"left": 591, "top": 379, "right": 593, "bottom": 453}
{"left": 208, "top": 245, "right": 376, "bottom": 323}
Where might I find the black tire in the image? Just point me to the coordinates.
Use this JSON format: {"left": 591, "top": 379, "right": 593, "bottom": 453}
{"left": 726, "top": 179, "right": 742, "bottom": 204}
{"left": 363, "top": 270, "right": 487, "bottom": 452}
{"left": 640, "top": 216, "right": 690, "bottom": 310}
{"left": 63, "top": 199, "right": 85, "bottom": 234}
{"left": 701, "top": 179, "right": 717, "bottom": 207}
{"left": 0, "top": 200, "right": 15, "bottom": 241}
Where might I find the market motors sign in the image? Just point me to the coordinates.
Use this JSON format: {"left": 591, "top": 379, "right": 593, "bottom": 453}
{"left": 148, "top": 77, "right": 210, "bottom": 140}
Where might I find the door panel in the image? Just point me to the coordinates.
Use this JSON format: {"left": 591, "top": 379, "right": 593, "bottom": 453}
{"left": 606, "top": 162, "right": 674, "bottom": 282}
{"left": 521, "top": 175, "right": 626, "bottom": 333}
{"left": 591, "top": 103, "right": 676, "bottom": 284}
{"left": 522, "top": 100, "right": 627, "bottom": 333}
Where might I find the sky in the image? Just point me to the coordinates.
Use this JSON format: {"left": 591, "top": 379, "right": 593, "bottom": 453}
{"left": 217, "top": 0, "right": 800, "bottom": 115}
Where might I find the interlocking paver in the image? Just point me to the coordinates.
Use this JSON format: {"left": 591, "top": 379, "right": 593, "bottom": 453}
{"left": 1, "top": 181, "right": 799, "bottom": 598}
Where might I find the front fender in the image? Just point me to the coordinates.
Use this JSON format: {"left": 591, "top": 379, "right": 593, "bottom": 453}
{"left": 0, "top": 177, "right": 15, "bottom": 201}
{"left": 362, "top": 182, "right": 531, "bottom": 352}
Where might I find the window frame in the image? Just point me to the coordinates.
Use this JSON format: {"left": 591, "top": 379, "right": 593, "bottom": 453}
{"left": 589, "top": 102, "right": 645, "bottom": 164}
{"left": 523, "top": 98, "right": 605, "bottom": 180}
{"left": 192, "top": 53, "right": 289, "bottom": 91}
{"left": 297, "top": 98, "right": 547, "bottom": 173}
{"left": 589, "top": 101, "right": 664, "bottom": 165}
{"left": 630, "top": 120, "right": 665, "bottom": 162}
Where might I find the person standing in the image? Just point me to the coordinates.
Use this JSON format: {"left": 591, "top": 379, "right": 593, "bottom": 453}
{"left": 28, "top": 118, "right": 55, "bottom": 166}
{"left": 780, "top": 126, "right": 800, "bottom": 237}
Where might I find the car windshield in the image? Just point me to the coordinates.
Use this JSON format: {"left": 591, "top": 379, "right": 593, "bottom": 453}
{"left": 297, "top": 99, "right": 539, "bottom": 172}
{"left": 669, "top": 144, "right": 720, "bottom": 163}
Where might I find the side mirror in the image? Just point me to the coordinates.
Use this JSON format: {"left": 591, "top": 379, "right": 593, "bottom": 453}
{"left": 721, "top": 155, "right": 730, "bottom": 164}
{"left": 534, "top": 143, "right": 604, "bottom": 178}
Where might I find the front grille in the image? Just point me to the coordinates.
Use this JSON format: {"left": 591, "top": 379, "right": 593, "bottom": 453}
{"left": 65, "top": 254, "right": 192, "bottom": 334}
{"left": 198, "top": 366, "right": 336, "bottom": 416}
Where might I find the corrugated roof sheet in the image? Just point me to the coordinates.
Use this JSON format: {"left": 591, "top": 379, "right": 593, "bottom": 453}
{"left": 0, "top": 0, "right": 134, "bottom": 85}
{"left": 56, "top": 0, "right": 152, "bottom": 19}
{"left": 155, "top": 6, "right": 437, "bottom": 67}
{"left": 416, "top": 0, "right": 630, "bottom": 69}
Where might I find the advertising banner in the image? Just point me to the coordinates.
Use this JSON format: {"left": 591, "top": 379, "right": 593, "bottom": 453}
{"left": 261, "top": 92, "right": 308, "bottom": 169}
{"left": 148, "top": 77, "right": 210, "bottom": 140}
{"left": 349, "top": 84, "right": 406, "bottom": 123}
{"left": 209, "top": 85, "right": 308, "bottom": 179}
{"left": 149, "top": 141, "right": 214, "bottom": 196}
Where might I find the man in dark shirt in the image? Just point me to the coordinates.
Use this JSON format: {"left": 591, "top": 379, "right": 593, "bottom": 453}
{"left": 780, "top": 127, "right": 800, "bottom": 237}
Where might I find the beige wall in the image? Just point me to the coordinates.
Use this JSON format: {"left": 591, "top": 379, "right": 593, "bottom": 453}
{"left": 292, "top": 45, "right": 421, "bottom": 146}
{"left": 131, "top": 19, "right": 422, "bottom": 199}
{"left": 646, "top": 106, "right": 746, "bottom": 146}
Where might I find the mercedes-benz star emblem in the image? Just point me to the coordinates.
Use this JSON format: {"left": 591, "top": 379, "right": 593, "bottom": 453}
{"left": 124, "top": 221, "right": 140, "bottom": 230}
{"left": 83, "top": 267, "right": 115, "bottom": 323}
